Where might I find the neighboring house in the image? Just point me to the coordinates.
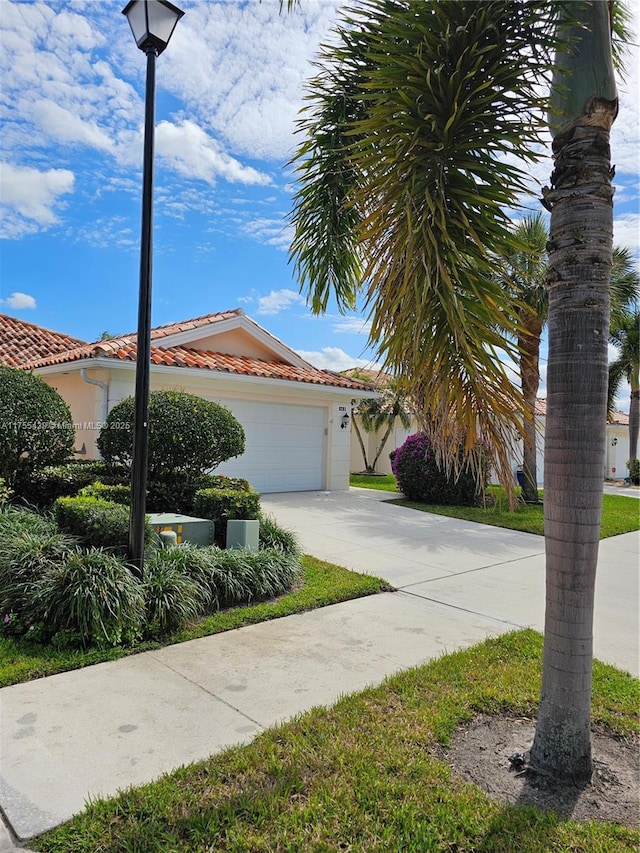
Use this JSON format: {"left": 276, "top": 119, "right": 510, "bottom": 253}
{"left": 343, "top": 371, "right": 631, "bottom": 484}
{"left": 1, "top": 310, "right": 377, "bottom": 493}
{"left": 343, "top": 368, "right": 416, "bottom": 476}
{"left": 530, "top": 399, "right": 631, "bottom": 484}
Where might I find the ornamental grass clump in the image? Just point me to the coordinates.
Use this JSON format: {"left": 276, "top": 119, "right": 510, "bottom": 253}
{"left": 208, "top": 548, "right": 299, "bottom": 607}
{"left": 0, "top": 528, "right": 78, "bottom": 634}
{"left": 258, "top": 513, "right": 301, "bottom": 556}
{"left": 391, "top": 432, "right": 486, "bottom": 506}
{"left": 142, "top": 550, "right": 208, "bottom": 636}
{"left": 30, "top": 549, "right": 144, "bottom": 648}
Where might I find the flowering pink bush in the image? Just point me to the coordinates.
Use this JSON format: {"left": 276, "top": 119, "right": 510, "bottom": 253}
{"left": 391, "top": 432, "right": 484, "bottom": 505}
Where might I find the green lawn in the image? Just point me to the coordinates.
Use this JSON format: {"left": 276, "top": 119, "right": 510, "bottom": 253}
{"left": 0, "top": 556, "right": 389, "bottom": 688}
{"left": 350, "top": 473, "right": 399, "bottom": 491}
{"left": 350, "top": 476, "right": 640, "bottom": 538}
{"left": 32, "top": 630, "right": 640, "bottom": 853}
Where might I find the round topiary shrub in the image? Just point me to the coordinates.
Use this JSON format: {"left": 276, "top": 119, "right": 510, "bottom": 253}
{"left": 0, "top": 366, "right": 74, "bottom": 488}
{"left": 391, "top": 432, "right": 485, "bottom": 506}
{"left": 97, "top": 391, "right": 246, "bottom": 500}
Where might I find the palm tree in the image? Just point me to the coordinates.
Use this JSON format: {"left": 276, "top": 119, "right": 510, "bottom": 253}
{"left": 608, "top": 307, "right": 640, "bottom": 464}
{"left": 289, "top": 0, "right": 628, "bottom": 782}
{"left": 527, "top": 0, "right": 619, "bottom": 782}
{"left": 499, "top": 221, "right": 639, "bottom": 505}
{"left": 290, "top": 1, "right": 560, "bottom": 494}
{"left": 498, "top": 213, "right": 549, "bottom": 503}
{"left": 348, "top": 373, "right": 413, "bottom": 473}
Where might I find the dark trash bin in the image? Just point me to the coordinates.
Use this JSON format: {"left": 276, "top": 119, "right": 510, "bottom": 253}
{"left": 516, "top": 468, "right": 525, "bottom": 488}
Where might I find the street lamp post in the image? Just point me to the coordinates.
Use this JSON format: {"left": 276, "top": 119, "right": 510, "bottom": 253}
{"left": 122, "top": 0, "right": 184, "bottom": 574}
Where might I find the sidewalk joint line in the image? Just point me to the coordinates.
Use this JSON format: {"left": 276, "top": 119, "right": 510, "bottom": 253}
{"left": 396, "top": 552, "right": 545, "bottom": 590}
{"left": 396, "top": 589, "right": 527, "bottom": 628}
{"left": 146, "top": 653, "right": 264, "bottom": 729}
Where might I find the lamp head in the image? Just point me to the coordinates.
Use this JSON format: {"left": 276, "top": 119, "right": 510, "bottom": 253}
{"left": 122, "top": 0, "right": 184, "bottom": 55}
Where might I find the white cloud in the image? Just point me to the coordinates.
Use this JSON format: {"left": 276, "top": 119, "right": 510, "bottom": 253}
{"left": 1, "top": 291, "right": 37, "bottom": 310}
{"left": 164, "top": 1, "right": 342, "bottom": 162}
{"left": 29, "top": 98, "right": 115, "bottom": 152}
{"left": 257, "top": 288, "right": 305, "bottom": 315}
{"left": 0, "top": 162, "right": 74, "bottom": 237}
{"left": 155, "top": 120, "right": 271, "bottom": 187}
{"left": 613, "top": 213, "right": 640, "bottom": 256}
{"left": 72, "top": 216, "right": 136, "bottom": 250}
{"left": 242, "top": 217, "right": 292, "bottom": 249}
{"left": 332, "top": 317, "right": 373, "bottom": 336}
{"left": 297, "top": 347, "right": 372, "bottom": 372}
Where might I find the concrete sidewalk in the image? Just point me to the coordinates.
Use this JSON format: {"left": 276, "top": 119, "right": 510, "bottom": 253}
{"left": 1, "top": 488, "right": 637, "bottom": 848}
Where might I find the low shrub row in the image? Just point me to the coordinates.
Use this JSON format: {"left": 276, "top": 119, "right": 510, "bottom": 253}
{"left": 0, "top": 506, "right": 301, "bottom": 649}
{"left": 194, "top": 488, "right": 261, "bottom": 546}
{"left": 13, "top": 462, "right": 254, "bottom": 515}
{"left": 53, "top": 496, "right": 149, "bottom": 554}
{"left": 15, "top": 461, "right": 120, "bottom": 508}
{"left": 51, "top": 483, "right": 262, "bottom": 551}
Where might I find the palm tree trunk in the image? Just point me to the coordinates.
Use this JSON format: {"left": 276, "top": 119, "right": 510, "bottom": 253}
{"left": 529, "top": 108, "right": 615, "bottom": 781}
{"left": 629, "top": 385, "right": 639, "bottom": 463}
{"left": 518, "top": 311, "right": 543, "bottom": 503}
{"left": 371, "top": 421, "right": 395, "bottom": 472}
{"left": 351, "top": 415, "right": 372, "bottom": 472}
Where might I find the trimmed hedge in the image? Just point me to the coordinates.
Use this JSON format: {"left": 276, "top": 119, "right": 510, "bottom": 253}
{"left": 79, "top": 482, "right": 131, "bottom": 505}
{"left": 53, "top": 496, "right": 151, "bottom": 554}
{"left": 146, "top": 472, "right": 252, "bottom": 514}
{"left": 193, "top": 487, "right": 261, "bottom": 547}
{"left": 15, "top": 461, "right": 127, "bottom": 509}
{"left": 97, "top": 391, "right": 245, "bottom": 481}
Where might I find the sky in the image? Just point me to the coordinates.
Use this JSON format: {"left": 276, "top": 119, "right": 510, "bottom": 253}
{"left": 1, "top": 0, "right": 639, "bottom": 403}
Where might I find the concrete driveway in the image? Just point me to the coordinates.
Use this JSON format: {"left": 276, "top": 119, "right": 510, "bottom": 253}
{"left": 261, "top": 487, "right": 639, "bottom": 676}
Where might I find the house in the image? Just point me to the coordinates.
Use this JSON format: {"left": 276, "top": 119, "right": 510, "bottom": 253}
{"left": 533, "top": 398, "right": 633, "bottom": 483}
{"left": 0, "top": 310, "right": 377, "bottom": 493}
{"left": 343, "top": 368, "right": 414, "bottom": 476}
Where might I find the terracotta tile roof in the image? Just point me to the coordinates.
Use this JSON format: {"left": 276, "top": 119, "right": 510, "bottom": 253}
{"left": 148, "top": 310, "right": 243, "bottom": 341}
{"left": 341, "top": 367, "right": 392, "bottom": 387}
{"left": 7, "top": 309, "right": 375, "bottom": 391}
{"left": 534, "top": 397, "right": 629, "bottom": 424}
{"left": 0, "top": 313, "right": 87, "bottom": 368}
{"left": 23, "top": 340, "right": 374, "bottom": 392}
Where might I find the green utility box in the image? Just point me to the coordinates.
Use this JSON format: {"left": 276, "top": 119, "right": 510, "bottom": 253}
{"left": 148, "top": 513, "right": 214, "bottom": 546}
{"left": 226, "top": 519, "right": 260, "bottom": 551}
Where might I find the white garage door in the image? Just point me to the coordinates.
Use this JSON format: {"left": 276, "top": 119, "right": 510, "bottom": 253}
{"left": 215, "top": 400, "right": 326, "bottom": 493}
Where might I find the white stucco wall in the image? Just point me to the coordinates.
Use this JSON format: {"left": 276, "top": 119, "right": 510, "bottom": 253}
{"left": 38, "top": 361, "right": 359, "bottom": 492}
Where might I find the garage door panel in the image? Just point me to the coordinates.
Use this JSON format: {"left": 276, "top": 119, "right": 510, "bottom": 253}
{"left": 213, "top": 400, "right": 326, "bottom": 493}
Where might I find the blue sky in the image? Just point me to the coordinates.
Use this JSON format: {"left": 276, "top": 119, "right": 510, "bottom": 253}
{"left": 1, "top": 0, "right": 639, "bottom": 397}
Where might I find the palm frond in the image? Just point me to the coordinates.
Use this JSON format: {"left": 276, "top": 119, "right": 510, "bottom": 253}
{"left": 289, "top": 0, "right": 562, "bottom": 494}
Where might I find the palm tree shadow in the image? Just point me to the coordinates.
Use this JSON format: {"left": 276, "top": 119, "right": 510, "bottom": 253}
{"left": 477, "top": 772, "right": 589, "bottom": 851}
{"left": 513, "top": 765, "right": 588, "bottom": 818}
